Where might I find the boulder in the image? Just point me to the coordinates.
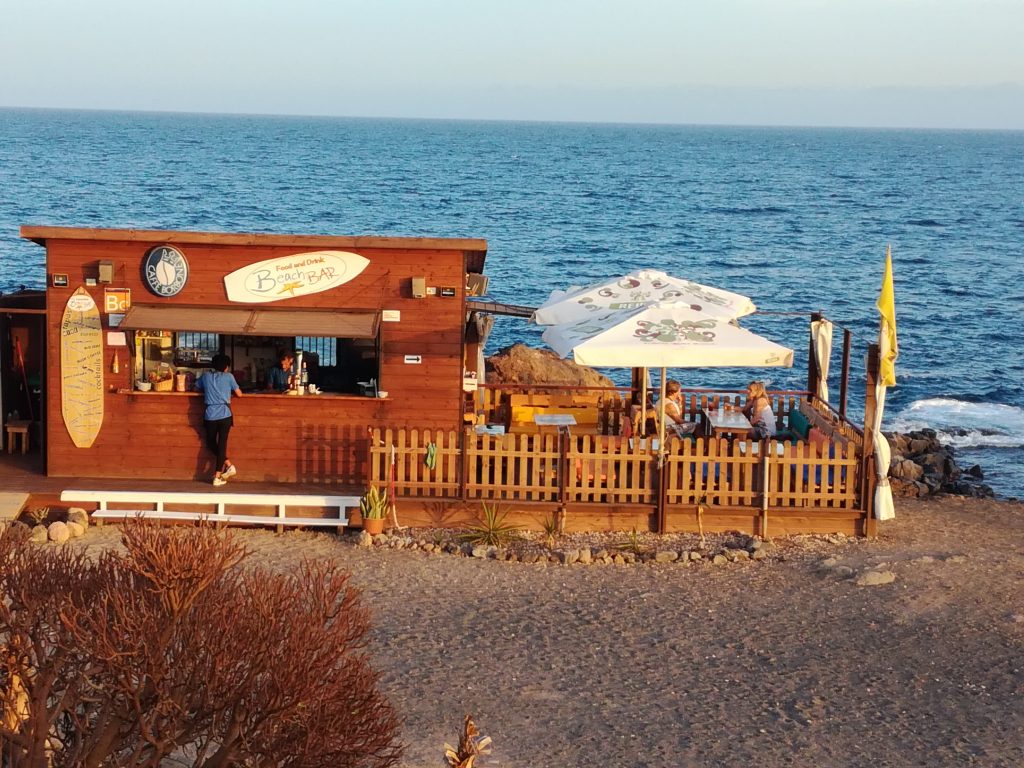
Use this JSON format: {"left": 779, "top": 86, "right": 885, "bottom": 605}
{"left": 67, "top": 507, "right": 90, "bottom": 528}
{"left": 486, "top": 343, "right": 614, "bottom": 388}
{"left": 30, "top": 525, "right": 48, "bottom": 544}
{"left": 66, "top": 522, "right": 85, "bottom": 539}
{"left": 890, "top": 458, "right": 923, "bottom": 481}
{"left": 47, "top": 521, "right": 70, "bottom": 544}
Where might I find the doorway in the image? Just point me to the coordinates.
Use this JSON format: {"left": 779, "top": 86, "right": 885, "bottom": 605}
{"left": 1, "top": 290, "right": 46, "bottom": 474}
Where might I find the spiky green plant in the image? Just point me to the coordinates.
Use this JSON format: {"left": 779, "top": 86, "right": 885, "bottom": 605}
{"left": 615, "top": 526, "right": 646, "bottom": 555}
{"left": 359, "top": 486, "right": 388, "bottom": 520}
{"left": 540, "top": 514, "right": 560, "bottom": 548}
{"left": 458, "top": 502, "right": 521, "bottom": 547}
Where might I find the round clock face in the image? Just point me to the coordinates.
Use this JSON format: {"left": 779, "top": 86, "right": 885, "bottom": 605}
{"left": 142, "top": 245, "right": 189, "bottom": 297}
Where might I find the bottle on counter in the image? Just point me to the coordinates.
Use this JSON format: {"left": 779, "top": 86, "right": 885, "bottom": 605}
{"left": 300, "top": 361, "right": 309, "bottom": 394}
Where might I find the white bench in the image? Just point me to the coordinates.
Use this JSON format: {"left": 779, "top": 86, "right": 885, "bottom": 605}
{"left": 60, "top": 490, "right": 358, "bottom": 529}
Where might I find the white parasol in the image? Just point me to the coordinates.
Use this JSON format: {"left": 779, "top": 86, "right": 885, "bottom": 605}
{"left": 542, "top": 301, "right": 794, "bottom": 369}
{"left": 542, "top": 301, "right": 794, "bottom": 454}
{"left": 532, "top": 269, "right": 757, "bottom": 326}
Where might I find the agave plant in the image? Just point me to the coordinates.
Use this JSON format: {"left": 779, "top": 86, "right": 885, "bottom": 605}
{"left": 444, "top": 714, "right": 492, "bottom": 768}
{"left": 458, "top": 502, "right": 521, "bottom": 547}
{"left": 540, "top": 513, "right": 560, "bottom": 548}
{"left": 614, "top": 526, "right": 647, "bottom": 555}
{"left": 25, "top": 506, "right": 49, "bottom": 526}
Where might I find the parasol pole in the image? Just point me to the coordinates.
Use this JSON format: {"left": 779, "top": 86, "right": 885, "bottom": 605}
{"left": 640, "top": 367, "right": 648, "bottom": 436}
{"left": 657, "top": 367, "right": 667, "bottom": 466}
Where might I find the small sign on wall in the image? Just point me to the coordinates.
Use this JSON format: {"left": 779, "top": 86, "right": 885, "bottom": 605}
{"left": 404, "top": 355, "right": 422, "bottom": 364}
{"left": 382, "top": 310, "right": 401, "bottom": 322}
{"left": 105, "top": 288, "right": 131, "bottom": 313}
{"left": 51, "top": 273, "right": 69, "bottom": 288}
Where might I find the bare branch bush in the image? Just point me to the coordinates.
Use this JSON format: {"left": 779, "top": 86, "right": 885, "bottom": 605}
{"left": 1, "top": 521, "right": 402, "bottom": 768}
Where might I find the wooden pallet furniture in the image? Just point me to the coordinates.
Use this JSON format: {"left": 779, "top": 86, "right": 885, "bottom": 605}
{"left": 59, "top": 490, "right": 358, "bottom": 529}
{"left": 507, "top": 393, "right": 602, "bottom": 434}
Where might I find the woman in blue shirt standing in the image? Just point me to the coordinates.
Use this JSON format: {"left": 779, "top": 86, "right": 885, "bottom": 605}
{"left": 195, "top": 353, "right": 242, "bottom": 486}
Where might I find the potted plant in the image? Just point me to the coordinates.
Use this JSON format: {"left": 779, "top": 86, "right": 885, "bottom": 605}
{"left": 359, "top": 486, "right": 388, "bottom": 535}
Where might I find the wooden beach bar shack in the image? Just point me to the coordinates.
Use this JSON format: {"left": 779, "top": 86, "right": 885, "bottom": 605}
{"left": 17, "top": 226, "right": 880, "bottom": 536}
{"left": 20, "top": 226, "right": 489, "bottom": 487}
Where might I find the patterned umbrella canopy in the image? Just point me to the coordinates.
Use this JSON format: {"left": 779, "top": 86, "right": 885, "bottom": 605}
{"left": 532, "top": 269, "right": 757, "bottom": 326}
{"left": 542, "top": 301, "right": 793, "bottom": 369}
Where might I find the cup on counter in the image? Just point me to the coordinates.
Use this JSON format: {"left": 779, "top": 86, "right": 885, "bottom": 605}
{"left": 377, "top": 390, "right": 389, "bottom": 399}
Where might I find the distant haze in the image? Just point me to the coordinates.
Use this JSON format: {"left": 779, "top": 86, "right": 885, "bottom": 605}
{"left": 2, "top": 0, "right": 1022, "bottom": 129}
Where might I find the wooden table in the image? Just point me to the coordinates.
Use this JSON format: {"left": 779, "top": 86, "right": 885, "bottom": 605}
{"left": 703, "top": 408, "right": 751, "bottom": 438}
{"left": 534, "top": 414, "right": 577, "bottom": 433}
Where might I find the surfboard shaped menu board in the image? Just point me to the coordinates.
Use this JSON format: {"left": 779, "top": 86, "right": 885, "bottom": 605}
{"left": 60, "top": 288, "right": 104, "bottom": 448}
{"left": 223, "top": 250, "right": 370, "bottom": 303}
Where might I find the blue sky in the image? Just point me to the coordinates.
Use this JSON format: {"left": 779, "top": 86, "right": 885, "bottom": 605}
{"left": 2, "top": 0, "right": 1022, "bottom": 128}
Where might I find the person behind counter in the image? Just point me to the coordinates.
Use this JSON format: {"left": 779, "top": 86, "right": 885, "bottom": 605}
{"left": 195, "top": 353, "right": 242, "bottom": 486}
{"left": 266, "top": 349, "right": 294, "bottom": 392}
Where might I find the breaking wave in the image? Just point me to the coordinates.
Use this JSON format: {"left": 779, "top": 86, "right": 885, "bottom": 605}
{"left": 889, "top": 398, "right": 1024, "bottom": 449}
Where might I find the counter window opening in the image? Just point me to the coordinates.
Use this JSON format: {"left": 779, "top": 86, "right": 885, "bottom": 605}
{"left": 131, "top": 329, "right": 381, "bottom": 395}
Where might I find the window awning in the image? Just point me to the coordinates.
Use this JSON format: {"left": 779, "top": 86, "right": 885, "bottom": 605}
{"left": 119, "top": 306, "right": 381, "bottom": 339}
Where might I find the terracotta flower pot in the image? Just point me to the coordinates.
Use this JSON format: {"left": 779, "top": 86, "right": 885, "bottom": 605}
{"left": 362, "top": 517, "right": 385, "bottom": 535}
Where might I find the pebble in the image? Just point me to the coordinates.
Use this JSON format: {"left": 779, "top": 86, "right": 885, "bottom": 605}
{"left": 355, "top": 530, "right": 373, "bottom": 547}
{"left": 655, "top": 550, "right": 679, "bottom": 563}
{"left": 712, "top": 554, "right": 728, "bottom": 565}
{"left": 577, "top": 548, "right": 593, "bottom": 565}
{"left": 855, "top": 570, "right": 897, "bottom": 586}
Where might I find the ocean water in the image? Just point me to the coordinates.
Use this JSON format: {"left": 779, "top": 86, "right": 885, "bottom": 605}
{"left": 1, "top": 109, "right": 1022, "bottom": 494}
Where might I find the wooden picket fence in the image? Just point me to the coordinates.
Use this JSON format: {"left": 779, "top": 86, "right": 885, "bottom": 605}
{"left": 368, "top": 428, "right": 862, "bottom": 514}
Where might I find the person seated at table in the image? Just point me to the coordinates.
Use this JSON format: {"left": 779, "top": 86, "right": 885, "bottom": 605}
{"left": 660, "top": 380, "right": 697, "bottom": 439}
{"left": 736, "top": 380, "right": 776, "bottom": 439}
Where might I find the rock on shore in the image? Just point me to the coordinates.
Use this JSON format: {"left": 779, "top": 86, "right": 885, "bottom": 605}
{"left": 485, "top": 343, "right": 614, "bottom": 387}
{"left": 886, "top": 429, "right": 994, "bottom": 498}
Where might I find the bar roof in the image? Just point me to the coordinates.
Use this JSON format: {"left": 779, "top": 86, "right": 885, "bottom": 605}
{"left": 20, "top": 226, "right": 488, "bottom": 273}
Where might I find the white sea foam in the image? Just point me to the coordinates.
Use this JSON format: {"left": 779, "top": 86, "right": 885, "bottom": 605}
{"left": 889, "top": 398, "right": 1024, "bottom": 448}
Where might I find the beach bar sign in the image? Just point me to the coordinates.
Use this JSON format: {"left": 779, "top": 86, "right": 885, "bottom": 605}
{"left": 223, "top": 250, "right": 370, "bottom": 303}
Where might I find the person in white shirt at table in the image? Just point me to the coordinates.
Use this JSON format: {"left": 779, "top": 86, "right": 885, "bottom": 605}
{"left": 660, "top": 380, "right": 697, "bottom": 440}
{"left": 736, "top": 380, "right": 776, "bottom": 439}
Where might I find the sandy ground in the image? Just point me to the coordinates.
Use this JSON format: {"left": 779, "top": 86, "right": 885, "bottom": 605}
{"left": 70, "top": 497, "right": 1024, "bottom": 768}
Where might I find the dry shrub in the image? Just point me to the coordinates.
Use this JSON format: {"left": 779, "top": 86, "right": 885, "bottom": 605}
{"left": 0, "top": 521, "right": 402, "bottom": 768}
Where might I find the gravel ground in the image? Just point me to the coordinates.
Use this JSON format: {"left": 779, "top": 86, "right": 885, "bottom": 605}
{"left": 72, "top": 496, "right": 1024, "bottom": 767}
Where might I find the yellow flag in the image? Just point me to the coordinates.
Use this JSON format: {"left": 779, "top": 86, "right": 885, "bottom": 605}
{"left": 876, "top": 245, "right": 898, "bottom": 386}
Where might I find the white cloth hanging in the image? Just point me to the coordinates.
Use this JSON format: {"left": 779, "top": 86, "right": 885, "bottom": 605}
{"left": 872, "top": 378, "right": 896, "bottom": 520}
{"left": 811, "top": 318, "right": 833, "bottom": 403}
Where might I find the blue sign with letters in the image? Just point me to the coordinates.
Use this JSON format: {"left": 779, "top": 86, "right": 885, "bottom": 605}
{"left": 142, "top": 245, "right": 189, "bottom": 297}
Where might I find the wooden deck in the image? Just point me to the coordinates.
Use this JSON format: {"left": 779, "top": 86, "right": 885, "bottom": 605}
{"left": 0, "top": 451, "right": 363, "bottom": 519}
